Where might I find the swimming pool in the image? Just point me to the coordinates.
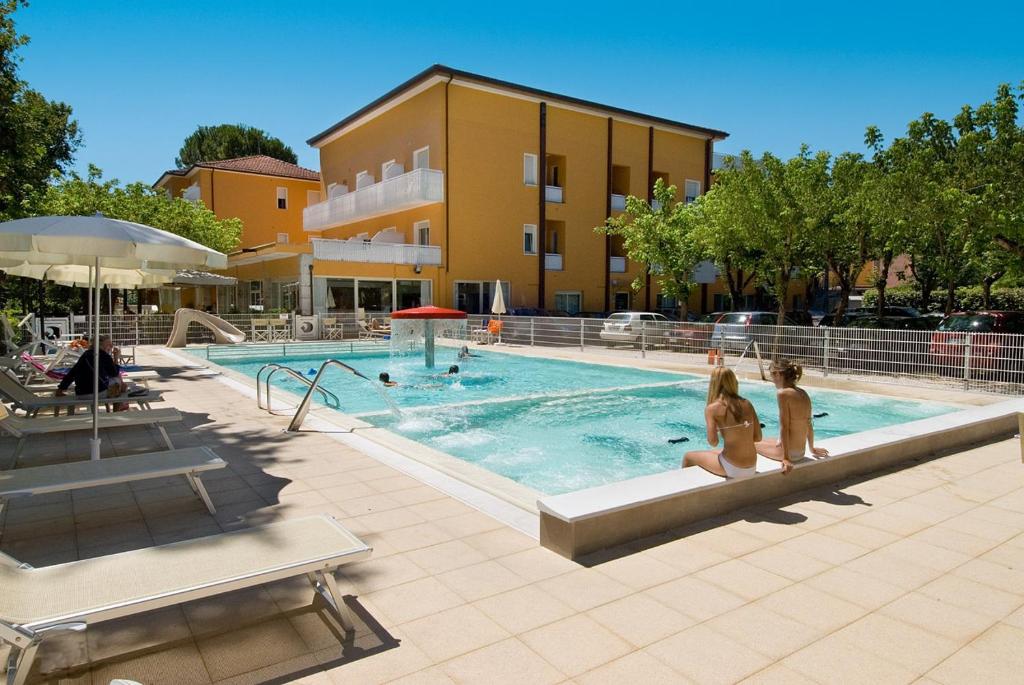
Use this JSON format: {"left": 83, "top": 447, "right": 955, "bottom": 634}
{"left": 201, "top": 347, "right": 954, "bottom": 495}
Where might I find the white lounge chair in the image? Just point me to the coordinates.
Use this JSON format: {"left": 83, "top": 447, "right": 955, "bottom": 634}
{"left": 0, "top": 405, "right": 181, "bottom": 464}
{"left": 0, "top": 515, "right": 372, "bottom": 685}
{"left": 0, "top": 447, "right": 226, "bottom": 515}
{"left": 0, "top": 371, "right": 163, "bottom": 416}
{"left": 357, "top": 320, "right": 388, "bottom": 340}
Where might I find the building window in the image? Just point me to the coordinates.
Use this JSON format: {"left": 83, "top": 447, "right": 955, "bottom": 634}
{"left": 414, "top": 220, "right": 430, "bottom": 246}
{"left": 523, "top": 224, "right": 537, "bottom": 255}
{"left": 413, "top": 146, "right": 430, "bottom": 170}
{"left": 685, "top": 179, "right": 702, "bottom": 204}
{"left": 306, "top": 189, "right": 321, "bottom": 206}
{"left": 276, "top": 187, "right": 287, "bottom": 209}
{"left": 276, "top": 232, "right": 289, "bottom": 244}
{"left": 555, "top": 292, "right": 582, "bottom": 315}
{"left": 614, "top": 291, "right": 630, "bottom": 311}
{"left": 249, "top": 281, "right": 263, "bottom": 309}
{"left": 523, "top": 153, "right": 538, "bottom": 186}
{"left": 355, "top": 170, "right": 374, "bottom": 189}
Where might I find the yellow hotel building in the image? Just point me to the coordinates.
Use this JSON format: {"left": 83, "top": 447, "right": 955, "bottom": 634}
{"left": 304, "top": 65, "right": 729, "bottom": 317}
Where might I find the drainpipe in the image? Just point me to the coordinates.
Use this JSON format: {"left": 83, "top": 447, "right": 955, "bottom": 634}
{"left": 308, "top": 263, "right": 314, "bottom": 316}
{"left": 645, "top": 126, "right": 653, "bottom": 311}
{"left": 444, "top": 73, "right": 453, "bottom": 307}
{"left": 538, "top": 102, "right": 547, "bottom": 309}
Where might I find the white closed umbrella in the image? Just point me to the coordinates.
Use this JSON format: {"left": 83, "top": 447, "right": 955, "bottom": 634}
{"left": 0, "top": 214, "right": 226, "bottom": 460}
{"left": 490, "top": 280, "right": 506, "bottom": 344}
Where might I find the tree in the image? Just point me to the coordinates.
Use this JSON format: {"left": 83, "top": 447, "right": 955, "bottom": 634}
{"left": 597, "top": 178, "right": 704, "bottom": 318}
{"left": 823, "top": 153, "right": 878, "bottom": 319}
{"left": 39, "top": 166, "right": 242, "bottom": 254}
{"left": 0, "top": 0, "right": 80, "bottom": 220}
{"left": 176, "top": 124, "right": 297, "bottom": 167}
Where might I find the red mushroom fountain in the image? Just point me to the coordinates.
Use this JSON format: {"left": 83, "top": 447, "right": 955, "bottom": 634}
{"left": 389, "top": 305, "right": 468, "bottom": 369}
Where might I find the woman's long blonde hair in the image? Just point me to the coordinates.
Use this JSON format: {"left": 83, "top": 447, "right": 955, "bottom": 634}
{"left": 707, "top": 367, "right": 743, "bottom": 418}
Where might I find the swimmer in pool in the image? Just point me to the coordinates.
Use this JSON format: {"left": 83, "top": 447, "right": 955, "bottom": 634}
{"left": 457, "top": 346, "right": 479, "bottom": 360}
{"left": 379, "top": 372, "right": 398, "bottom": 387}
{"left": 756, "top": 359, "right": 829, "bottom": 474}
{"left": 682, "top": 367, "right": 762, "bottom": 480}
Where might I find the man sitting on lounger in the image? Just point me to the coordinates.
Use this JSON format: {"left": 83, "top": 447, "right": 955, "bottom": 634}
{"left": 55, "top": 335, "right": 128, "bottom": 409}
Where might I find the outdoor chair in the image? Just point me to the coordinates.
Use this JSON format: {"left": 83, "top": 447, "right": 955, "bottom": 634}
{"left": 0, "top": 370, "right": 163, "bottom": 416}
{"left": 321, "top": 317, "right": 344, "bottom": 340}
{"left": 0, "top": 514, "right": 372, "bottom": 685}
{"left": 250, "top": 318, "right": 272, "bottom": 342}
{"left": 269, "top": 318, "right": 291, "bottom": 342}
{"left": 357, "top": 320, "right": 388, "bottom": 341}
{"left": 0, "top": 404, "right": 181, "bottom": 465}
{"left": 0, "top": 447, "right": 226, "bottom": 515}
{"left": 470, "top": 318, "right": 491, "bottom": 344}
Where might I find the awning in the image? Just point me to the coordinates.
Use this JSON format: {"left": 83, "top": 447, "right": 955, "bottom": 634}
{"left": 172, "top": 270, "right": 238, "bottom": 286}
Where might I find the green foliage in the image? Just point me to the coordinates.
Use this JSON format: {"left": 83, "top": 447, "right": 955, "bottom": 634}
{"left": 0, "top": 0, "right": 80, "bottom": 220}
{"left": 38, "top": 166, "right": 242, "bottom": 254}
{"left": 863, "top": 285, "right": 1024, "bottom": 312}
{"left": 176, "top": 124, "right": 297, "bottom": 167}
{"left": 596, "top": 178, "right": 705, "bottom": 315}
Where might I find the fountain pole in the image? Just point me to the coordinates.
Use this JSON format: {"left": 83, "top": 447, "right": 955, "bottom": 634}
{"left": 424, "top": 320, "right": 435, "bottom": 368}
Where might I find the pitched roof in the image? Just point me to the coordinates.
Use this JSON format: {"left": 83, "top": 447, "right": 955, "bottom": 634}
{"left": 155, "top": 155, "right": 320, "bottom": 187}
{"left": 308, "top": 64, "right": 729, "bottom": 147}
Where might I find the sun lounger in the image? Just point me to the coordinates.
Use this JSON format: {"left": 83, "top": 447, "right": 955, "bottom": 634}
{"left": 0, "top": 447, "right": 226, "bottom": 515}
{"left": 357, "top": 320, "right": 388, "bottom": 340}
{"left": 0, "top": 514, "right": 372, "bottom": 685}
{"left": 0, "top": 371, "right": 163, "bottom": 416}
{"left": 0, "top": 405, "right": 181, "bottom": 464}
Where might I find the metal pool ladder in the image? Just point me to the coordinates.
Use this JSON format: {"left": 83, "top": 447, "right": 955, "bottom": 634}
{"left": 256, "top": 363, "right": 341, "bottom": 413}
{"left": 287, "top": 359, "right": 371, "bottom": 432}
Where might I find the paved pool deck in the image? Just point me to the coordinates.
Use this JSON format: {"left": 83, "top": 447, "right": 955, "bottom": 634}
{"left": 1, "top": 346, "right": 1022, "bottom": 684}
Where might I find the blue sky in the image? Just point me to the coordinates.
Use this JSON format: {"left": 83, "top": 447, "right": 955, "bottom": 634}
{"left": 15, "top": 0, "right": 1024, "bottom": 184}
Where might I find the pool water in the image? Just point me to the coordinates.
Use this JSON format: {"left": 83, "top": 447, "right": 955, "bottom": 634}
{"left": 204, "top": 347, "right": 954, "bottom": 495}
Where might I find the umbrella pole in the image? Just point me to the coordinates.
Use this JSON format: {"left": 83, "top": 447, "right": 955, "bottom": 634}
{"left": 90, "top": 259, "right": 101, "bottom": 460}
{"left": 87, "top": 268, "right": 93, "bottom": 339}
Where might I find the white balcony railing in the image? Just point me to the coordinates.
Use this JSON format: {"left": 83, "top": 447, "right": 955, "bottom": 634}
{"left": 303, "top": 168, "right": 444, "bottom": 231}
{"left": 610, "top": 193, "right": 626, "bottom": 211}
{"left": 545, "top": 253, "right": 563, "bottom": 271}
{"left": 312, "top": 238, "right": 442, "bottom": 266}
{"left": 609, "top": 256, "right": 626, "bottom": 273}
{"left": 545, "top": 185, "right": 563, "bottom": 203}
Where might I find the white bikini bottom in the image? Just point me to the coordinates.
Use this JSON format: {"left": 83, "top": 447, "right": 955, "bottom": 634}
{"left": 718, "top": 452, "right": 756, "bottom": 479}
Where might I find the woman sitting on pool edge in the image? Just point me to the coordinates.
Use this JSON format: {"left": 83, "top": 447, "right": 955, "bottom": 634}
{"left": 756, "top": 359, "right": 829, "bottom": 474}
{"left": 682, "top": 367, "right": 762, "bottom": 479}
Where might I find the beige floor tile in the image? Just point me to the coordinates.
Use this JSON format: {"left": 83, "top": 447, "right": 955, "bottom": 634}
{"left": 1001, "top": 604, "right": 1024, "bottom": 630}
{"left": 952, "top": 558, "right": 1024, "bottom": 595}
{"left": 643, "top": 575, "right": 747, "bottom": 621}
{"left": 195, "top": 617, "right": 310, "bottom": 682}
{"left": 493, "top": 546, "right": 579, "bottom": 583}
{"left": 644, "top": 536, "right": 730, "bottom": 574}
{"left": 375, "top": 522, "right": 454, "bottom": 554}
{"left": 844, "top": 549, "right": 945, "bottom": 591}
{"left": 782, "top": 634, "right": 917, "bottom": 684}
{"left": 576, "top": 650, "right": 691, "bottom": 684}
{"left": 86, "top": 606, "right": 192, "bottom": 662}
{"left": 587, "top": 592, "right": 694, "bottom": 647}
{"left": 404, "top": 539, "right": 488, "bottom": 575}
{"left": 182, "top": 586, "right": 280, "bottom": 637}
{"left": 432, "top": 511, "right": 504, "bottom": 538}
{"left": 520, "top": 614, "right": 632, "bottom": 677}
{"left": 387, "top": 485, "right": 449, "bottom": 507}
{"left": 460, "top": 526, "right": 536, "bottom": 557}
{"left": 398, "top": 604, "right": 509, "bottom": 662}
{"left": 646, "top": 623, "right": 771, "bottom": 684}
{"left": 341, "top": 553, "right": 428, "bottom": 594}
{"left": 211, "top": 653, "right": 320, "bottom": 685}
{"left": 726, "top": 515, "right": 807, "bottom": 543}
{"left": 695, "top": 558, "right": 792, "bottom": 601}
{"left": 364, "top": 577, "right": 465, "bottom": 625}
{"left": 834, "top": 613, "right": 960, "bottom": 672}
{"left": 406, "top": 496, "right": 476, "bottom": 520}
{"left": 755, "top": 583, "right": 865, "bottom": 633}
{"left": 590, "top": 551, "right": 684, "bottom": 590}
{"left": 880, "top": 592, "right": 996, "bottom": 642}
{"left": 918, "top": 573, "right": 1022, "bottom": 619}
{"left": 707, "top": 603, "right": 824, "bottom": 659}
{"left": 348, "top": 506, "right": 428, "bottom": 533}
{"left": 780, "top": 530, "right": 869, "bottom": 565}
{"left": 86, "top": 641, "right": 212, "bottom": 685}
{"left": 388, "top": 666, "right": 457, "bottom": 684}
{"left": 319, "top": 628, "right": 432, "bottom": 685}
{"left": 926, "top": 623, "right": 1024, "bottom": 684}
{"left": 740, "top": 543, "right": 832, "bottom": 581}
{"left": 821, "top": 518, "right": 902, "bottom": 550}
{"left": 737, "top": 663, "right": 818, "bottom": 684}
{"left": 440, "top": 637, "right": 564, "bottom": 684}
{"left": 686, "top": 525, "right": 768, "bottom": 557}
{"left": 473, "top": 584, "right": 576, "bottom": 634}
{"left": 854, "top": 502, "right": 940, "bottom": 537}
{"left": 538, "top": 568, "right": 633, "bottom": 612}
{"left": 804, "top": 565, "right": 907, "bottom": 610}
{"left": 910, "top": 524, "right": 999, "bottom": 557}
{"left": 436, "top": 559, "right": 529, "bottom": 602}
{"left": 884, "top": 537, "right": 973, "bottom": 572}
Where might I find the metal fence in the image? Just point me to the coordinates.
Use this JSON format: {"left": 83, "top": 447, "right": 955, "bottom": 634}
{"left": 24, "top": 313, "right": 1024, "bottom": 396}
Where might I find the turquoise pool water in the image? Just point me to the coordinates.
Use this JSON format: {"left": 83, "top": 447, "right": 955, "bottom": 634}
{"left": 202, "top": 347, "right": 954, "bottom": 494}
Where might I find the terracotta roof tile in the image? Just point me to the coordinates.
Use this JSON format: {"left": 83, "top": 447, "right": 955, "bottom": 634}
{"left": 192, "top": 155, "right": 320, "bottom": 181}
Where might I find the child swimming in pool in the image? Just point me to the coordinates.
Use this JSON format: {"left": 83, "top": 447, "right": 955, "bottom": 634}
{"left": 379, "top": 372, "right": 398, "bottom": 387}
{"left": 682, "top": 367, "right": 762, "bottom": 479}
{"left": 756, "top": 359, "right": 829, "bottom": 474}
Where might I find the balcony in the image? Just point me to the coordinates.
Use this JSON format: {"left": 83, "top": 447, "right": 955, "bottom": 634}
{"left": 610, "top": 193, "right": 626, "bottom": 211}
{"left": 312, "top": 238, "right": 442, "bottom": 266}
{"left": 545, "top": 185, "right": 563, "bottom": 203}
{"left": 609, "top": 256, "right": 626, "bottom": 273}
{"left": 303, "top": 168, "right": 444, "bottom": 231}
{"left": 545, "top": 253, "right": 563, "bottom": 271}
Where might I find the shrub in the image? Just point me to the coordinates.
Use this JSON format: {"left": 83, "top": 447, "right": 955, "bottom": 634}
{"left": 863, "top": 286, "right": 1024, "bottom": 312}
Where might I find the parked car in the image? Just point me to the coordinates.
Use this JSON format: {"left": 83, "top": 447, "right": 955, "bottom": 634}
{"left": 599, "top": 312, "right": 671, "bottom": 345}
{"left": 710, "top": 311, "right": 803, "bottom": 354}
{"left": 665, "top": 312, "right": 724, "bottom": 351}
{"left": 929, "top": 311, "right": 1024, "bottom": 379}
{"left": 828, "top": 316, "right": 933, "bottom": 374}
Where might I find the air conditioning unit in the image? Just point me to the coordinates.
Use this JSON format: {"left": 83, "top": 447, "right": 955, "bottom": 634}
{"left": 41, "top": 317, "right": 71, "bottom": 342}
{"left": 294, "top": 315, "right": 319, "bottom": 341}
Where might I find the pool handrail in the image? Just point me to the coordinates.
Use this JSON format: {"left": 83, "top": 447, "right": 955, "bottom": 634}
{"left": 287, "top": 359, "right": 371, "bottom": 432}
{"left": 256, "top": 363, "right": 341, "bottom": 412}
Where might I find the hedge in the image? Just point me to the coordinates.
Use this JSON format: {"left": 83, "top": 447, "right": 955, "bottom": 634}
{"left": 862, "top": 285, "right": 1024, "bottom": 312}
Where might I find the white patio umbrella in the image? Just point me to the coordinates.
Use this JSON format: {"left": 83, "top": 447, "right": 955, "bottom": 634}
{"left": 0, "top": 214, "right": 226, "bottom": 460}
{"left": 490, "top": 279, "right": 506, "bottom": 344}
